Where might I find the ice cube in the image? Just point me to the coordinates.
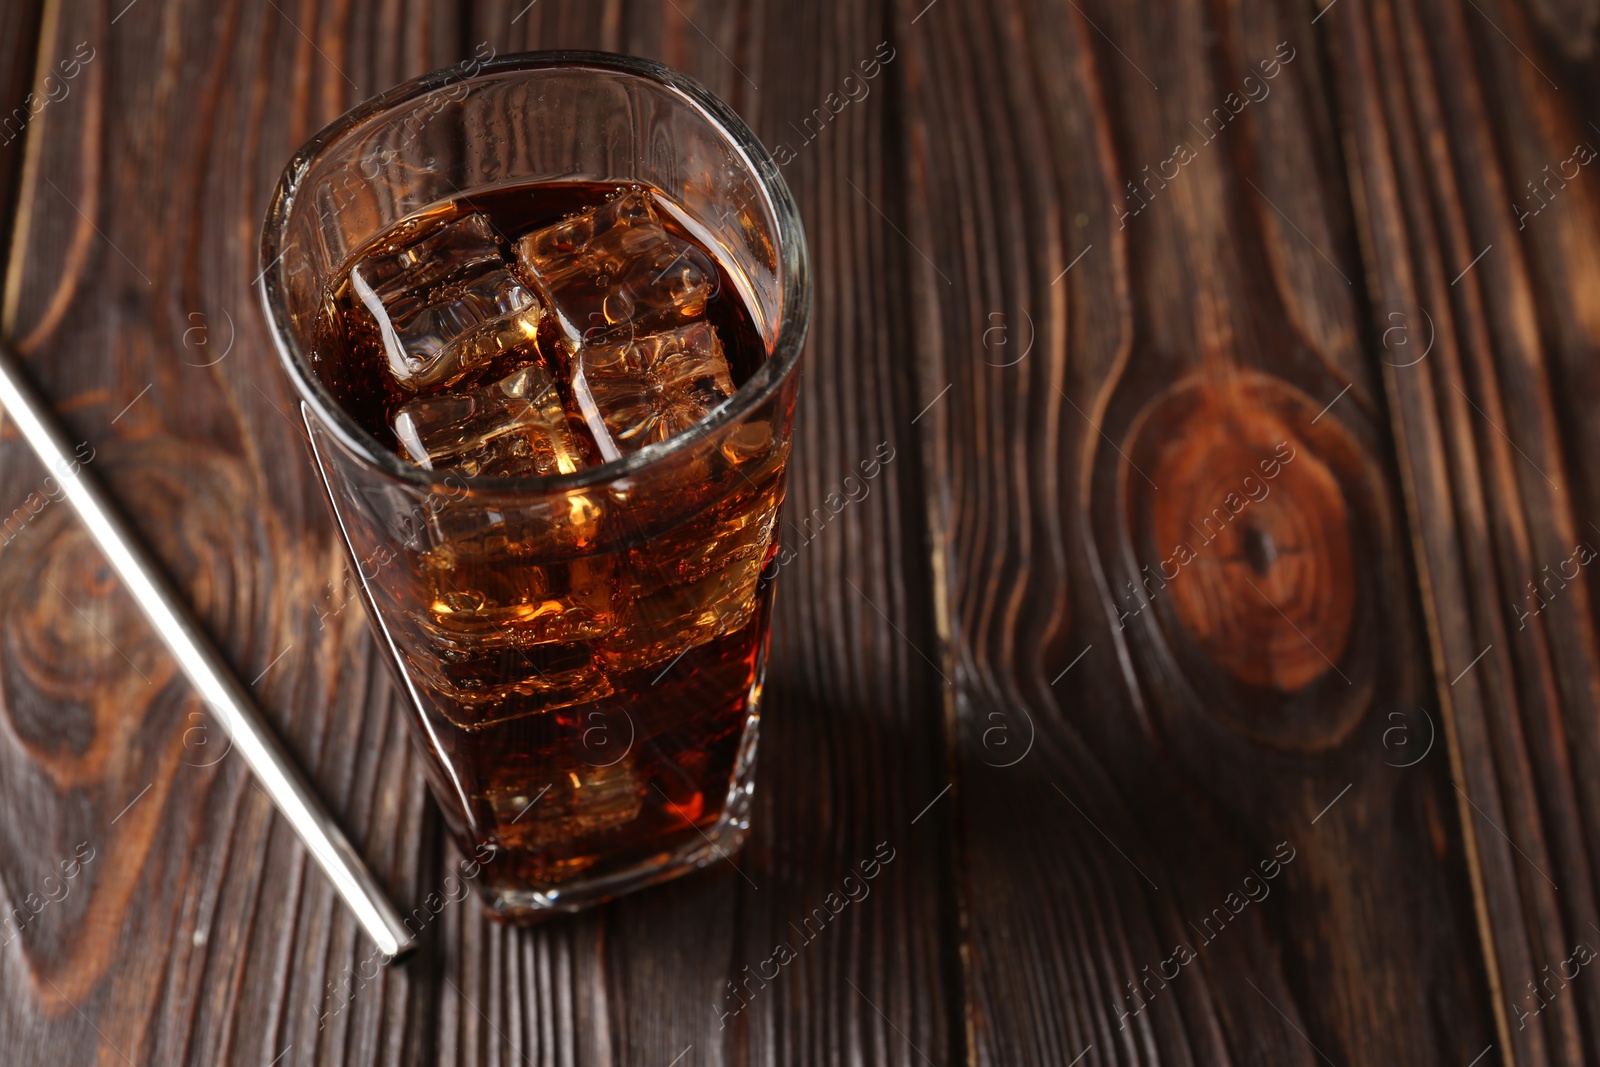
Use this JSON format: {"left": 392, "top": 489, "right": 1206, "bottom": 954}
{"left": 488, "top": 752, "right": 642, "bottom": 870}
{"left": 601, "top": 554, "right": 765, "bottom": 672}
{"left": 405, "top": 540, "right": 615, "bottom": 728}
{"left": 630, "top": 486, "right": 781, "bottom": 594}
{"left": 405, "top": 639, "right": 613, "bottom": 729}
{"left": 570, "top": 322, "right": 736, "bottom": 460}
{"left": 350, "top": 210, "right": 503, "bottom": 291}
{"left": 393, "top": 363, "right": 586, "bottom": 477}
{"left": 349, "top": 211, "right": 546, "bottom": 392}
{"left": 512, "top": 189, "right": 714, "bottom": 345}
{"left": 422, "top": 552, "right": 613, "bottom": 648}
{"left": 599, "top": 488, "right": 779, "bottom": 672}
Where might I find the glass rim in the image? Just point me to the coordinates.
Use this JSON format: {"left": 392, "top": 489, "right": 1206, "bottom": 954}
{"left": 257, "top": 49, "right": 810, "bottom": 495}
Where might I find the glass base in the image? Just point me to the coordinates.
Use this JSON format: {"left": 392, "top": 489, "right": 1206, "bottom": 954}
{"left": 479, "top": 706, "right": 760, "bottom": 922}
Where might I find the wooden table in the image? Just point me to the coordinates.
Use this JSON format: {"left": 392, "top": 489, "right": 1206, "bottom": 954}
{"left": 2, "top": 0, "right": 1596, "bottom": 1063}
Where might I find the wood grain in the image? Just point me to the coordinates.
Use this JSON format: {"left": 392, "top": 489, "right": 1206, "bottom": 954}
{"left": 5, "top": 0, "right": 1600, "bottom": 1063}
{"left": 898, "top": 0, "right": 1497, "bottom": 1062}
{"left": 0, "top": 2, "right": 456, "bottom": 1065}
{"left": 1328, "top": 0, "right": 1600, "bottom": 1062}
{"left": 0, "top": 0, "right": 44, "bottom": 261}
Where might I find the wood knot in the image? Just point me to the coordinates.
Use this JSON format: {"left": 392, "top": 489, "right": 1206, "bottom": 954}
{"left": 0, "top": 439, "right": 267, "bottom": 1002}
{"left": 0, "top": 441, "right": 258, "bottom": 768}
{"left": 1121, "top": 375, "right": 1357, "bottom": 693}
{"left": 1241, "top": 524, "right": 1277, "bottom": 574}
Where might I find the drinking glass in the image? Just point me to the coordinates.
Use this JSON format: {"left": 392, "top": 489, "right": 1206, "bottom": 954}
{"left": 258, "top": 51, "right": 808, "bottom": 919}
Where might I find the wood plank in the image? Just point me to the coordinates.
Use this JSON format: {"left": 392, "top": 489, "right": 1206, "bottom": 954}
{"left": 14, "top": 0, "right": 1580, "bottom": 1062}
{"left": 898, "top": 0, "right": 1498, "bottom": 1062}
{"left": 1327, "top": 0, "right": 1600, "bottom": 1062}
{"left": 0, "top": 2, "right": 457, "bottom": 1064}
{"left": 0, "top": 0, "right": 44, "bottom": 260}
{"left": 447, "top": 3, "right": 957, "bottom": 1065}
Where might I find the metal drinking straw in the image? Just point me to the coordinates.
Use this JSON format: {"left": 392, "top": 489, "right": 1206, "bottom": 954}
{"left": 0, "top": 340, "right": 418, "bottom": 961}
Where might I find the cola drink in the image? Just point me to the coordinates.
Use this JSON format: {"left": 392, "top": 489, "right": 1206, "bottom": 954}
{"left": 312, "top": 181, "right": 787, "bottom": 910}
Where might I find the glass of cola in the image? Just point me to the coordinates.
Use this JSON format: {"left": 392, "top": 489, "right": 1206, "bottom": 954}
{"left": 259, "top": 52, "right": 809, "bottom": 919}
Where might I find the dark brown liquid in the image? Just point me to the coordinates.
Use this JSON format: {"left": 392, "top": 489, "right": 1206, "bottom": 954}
{"left": 314, "top": 181, "right": 786, "bottom": 910}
